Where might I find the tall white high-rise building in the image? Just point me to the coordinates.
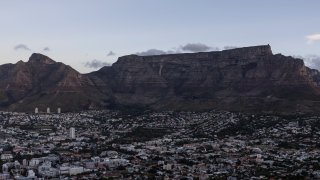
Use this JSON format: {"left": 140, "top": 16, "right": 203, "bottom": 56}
{"left": 70, "top": 127, "right": 76, "bottom": 139}
{"left": 22, "top": 159, "right": 28, "bottom": 166}
{"left": 35, "top": 107, "right": 38, "bottom": 114}
{"left": 57, "top": 107, "right": 61, "bottom": 114}
{"left": 47, "top": 107, "right": 50, "bottom": 113}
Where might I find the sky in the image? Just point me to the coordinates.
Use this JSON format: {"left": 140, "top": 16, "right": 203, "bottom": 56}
{"left": 0, "top": 0, "right": 320, "bottom": 73}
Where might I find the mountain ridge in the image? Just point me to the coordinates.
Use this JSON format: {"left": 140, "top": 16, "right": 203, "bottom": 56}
{"left": 1, "top": 45, "right": 320, "bottom": 114}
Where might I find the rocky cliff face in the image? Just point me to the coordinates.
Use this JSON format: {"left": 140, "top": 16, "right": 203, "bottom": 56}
{"left": 1, "top": 45, "right": 320, "bottom": 114}
{"left": 90, "top": 45, "right": 320, "bottom": 114}
{"left": 0, "top": 54, "right": 107, "bottom": 112}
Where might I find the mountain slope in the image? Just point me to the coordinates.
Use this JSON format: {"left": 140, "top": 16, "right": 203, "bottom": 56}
{"left": 1, "top": 45, "right": 320, "bottom": 114}
{"left": 0, "top": 53, "right": 108, "bottom": 112}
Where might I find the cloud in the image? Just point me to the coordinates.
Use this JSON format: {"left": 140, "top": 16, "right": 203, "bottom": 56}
{"left": 223, "top": 46, "right": 239, "bottom": 50}
{"left": 302, "top": 55, "right": 320, "bottom": 70}
{"left": 107, "top": 51, "right": 115, "bottom": 56}
{"left": 84, "top": 59, "right": 111, "bottom": 69}
{"left": 135, "top": 43, "right": 217, "bottom": 56}
{"left": 14, "top": 44, "right": 30, "bottom": 51}
{"left": 306, "top": 33, "right": 320, "bottom": 43}
{"left": 181, "top": 43, "right": 216, "bottom": 52}
{"left": 43, "top": 47, "right": 50, "bottom": 51}
{"left": 136, "top": 49, "right": 168, "bottom": 56}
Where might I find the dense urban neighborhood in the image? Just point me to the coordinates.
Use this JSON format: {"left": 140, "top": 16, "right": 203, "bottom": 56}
{"left": 1, "top": 109, "right": 320, "bottom": 179}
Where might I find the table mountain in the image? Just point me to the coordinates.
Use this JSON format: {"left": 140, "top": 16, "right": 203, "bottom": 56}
{"left": 89, "top": 45, "right": 320, "bottom": 114}
{"left": 1, "top": 45, "right": 320, "bottom": 114}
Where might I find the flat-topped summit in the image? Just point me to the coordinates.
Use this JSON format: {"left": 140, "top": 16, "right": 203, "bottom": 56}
{"left": 117, "top": 45, "right": 273, "bottom": 65}
{"left": 220, "top": 44, "right": 272, "bottom": 56}
{"left": 223, "top": 44, "right": 272, "bottom": 52}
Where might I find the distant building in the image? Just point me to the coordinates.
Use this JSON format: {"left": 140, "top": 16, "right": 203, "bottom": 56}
{"left": 29, "top": 158, "right": 40, "bottom": 167}
{"left": 27, "top": 170, "right": 36, "bottom": 178}
{"left": 1, "top": 153, "right": 13, "bottom": 161}
{"left": 2, "top": 164, "right": 8, "bottom": 173}
{"left": 57, "top": 107, "right": 61, "bottom": 114}
{"left": 47, "top": 107, "right": 50, "bottom": 113}
{"left": 70, "top": 127, "right": 76, "bottom": 139}
{"left": 38, "top": 161, "right": 59, "bottom": 177}
{"left": 22, "top": 159, "right": 28, "bottom": 166}
{"left": 69, "top": 166, "right": 84, "bottom": 176}
{"left": 59, "top": 165, "right": 69, "bottom": 175}
{"left": 35, "top": 107, "right": 38, "bottom": 114}
{"left": 0, "top": 173, "right": 10, "bottom": 180}
{"left": 14, "top": 160, "right": 21, "bottom": 170}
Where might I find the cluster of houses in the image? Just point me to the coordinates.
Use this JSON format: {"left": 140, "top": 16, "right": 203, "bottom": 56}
{"left": 0, "top": 110, "right": 320, "bottom": 179}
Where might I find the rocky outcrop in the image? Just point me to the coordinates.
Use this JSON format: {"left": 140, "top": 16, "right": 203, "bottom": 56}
{"left": 0, "top": 54, "right": 108, "bottom": 112}
{"left": 1, "top": 45, "right": 320, "bottom": 114}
